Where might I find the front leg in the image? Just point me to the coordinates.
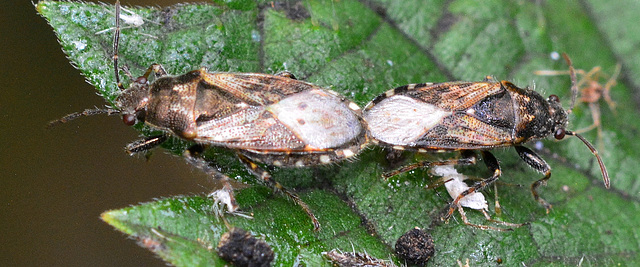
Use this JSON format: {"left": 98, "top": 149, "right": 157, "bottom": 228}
{"left": 515, "top": 145, "right": 552, "bottom": 212}
{"left": 125, "top": 134, "right": 167, "bottom": 155}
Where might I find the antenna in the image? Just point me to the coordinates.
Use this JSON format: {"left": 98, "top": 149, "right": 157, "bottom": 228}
{"left": 565, "top": 130, "right": 610, "bottom": 188}
{"left": 114, "top": 0, "right": 124, "bottom": 90}
{"left": 562, "top": 53, "right": 578, "bottom": 112}
{"left": 46, "top": 108, "right": 120, "bottom": 128}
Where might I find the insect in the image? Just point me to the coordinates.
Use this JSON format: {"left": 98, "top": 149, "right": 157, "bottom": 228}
{"left": 430, "top": 165, "right": 523, "bottom": 231}
{"left": 363, "top": 53, "right": 609, "bottom": 221}
{"left": 95, "top": 3, "right": 159, "bottom": 39}
{"left": 48, "top": 0, "right": 368, "bottom": 231}
{"left": 535, "top": 62, "right": 621, "bottom": 151}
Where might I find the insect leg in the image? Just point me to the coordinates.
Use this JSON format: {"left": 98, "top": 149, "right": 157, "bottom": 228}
{"left": 443, "top": 151, "right": 501, "bottom": 221}
{"left": 435, "top": 165, "right": 518, "bottom": 231}
{"left": 456, "top": 205, "right": 512, "bottom": 231}
{"left": 275, "top": 71, "right": 297, "bottom": 80}
{"left": 183, "top": 146, "right": 240, "bottom": 217}
{"left": 125, "top": 135, "right": 167, "bottom": 155}
{"left": 383, "top": 151, "right": 477, "bottom": 179}
{"left": 481, "top": 209, "right": 526, "bottom": 229}
{"left": 493, "top": 183, "right": 502, "bottom": 215}
{"left": 482, "top": 75, "right": 497, "bottom": 82}
{"left": 515, "top": 145, "right": 553, "bottom": 212}
{"left": 603, "top": 64, "right": 621, "bottom": 111}
{"left": 575, "top": 102, "right": 600, "bottom": 135}
{"left": 236, "top": 153, "right": 320, "bottom": 231}
{"left": 141, "top": 64, "right": 168, "bottom": 79}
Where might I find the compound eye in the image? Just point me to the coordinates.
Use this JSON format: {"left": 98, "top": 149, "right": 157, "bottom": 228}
{"left": 123, "top": 114, "right": 136, "bottom": 126}
{"left": 554, "top": 128, "right": 566, "bottom": 140}
{"left": 549, "top": 94, "right": 560, "bottom": 102}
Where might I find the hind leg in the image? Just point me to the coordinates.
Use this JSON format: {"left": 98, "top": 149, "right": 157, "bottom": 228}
{"left": 236, "top": 153, "right": 320, "bottom": 231}
{"left": 183, "top": 146, "right": 242, "bottom": 218}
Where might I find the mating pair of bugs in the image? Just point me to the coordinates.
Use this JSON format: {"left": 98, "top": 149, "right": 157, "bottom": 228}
{"left": 51, "top": 1, "right": 609, "bottom": 231}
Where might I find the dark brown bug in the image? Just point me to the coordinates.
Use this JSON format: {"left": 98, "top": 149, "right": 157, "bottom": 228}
{"left": 48, "top": 0, "right": 368, "bottom": 231}
{"left": 363, "top": 53, "right": 609, "bottom": 221}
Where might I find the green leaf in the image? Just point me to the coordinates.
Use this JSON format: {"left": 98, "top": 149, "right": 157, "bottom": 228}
{"left": 101, "top": 188, "right": 390, "bottom": 266}
{"left": 38, "top": 0, "right": 640, "bottom": 266}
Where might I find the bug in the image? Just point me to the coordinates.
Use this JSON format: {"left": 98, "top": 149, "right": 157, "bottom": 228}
{"left": 535, "top": 62, "right": 621, "bottom": 151}
{"left": 363, "top": 53, "right": 609, "bottom": 221}
{"left": 48, "top": 0, "right": 368, "bottom": 231}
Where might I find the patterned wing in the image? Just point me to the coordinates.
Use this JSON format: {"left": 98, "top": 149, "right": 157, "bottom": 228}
{"left": 195, "top": 84, "right": 363, "bottom": 152}
{"left": 365, "top": 82, "right": 515, "bottom": 149}
{"left": 402, "top": 82, "right": 504, "bottom": 111}
{"left": 200, "top": 73, "right": 314, "bottom": 105}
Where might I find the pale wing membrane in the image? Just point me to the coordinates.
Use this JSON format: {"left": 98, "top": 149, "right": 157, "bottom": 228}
{"left": 365, "top": 95, "right": 453, "bottom": 145}
{"left": 268, "top": 89, "right": 362, "bottom": 149}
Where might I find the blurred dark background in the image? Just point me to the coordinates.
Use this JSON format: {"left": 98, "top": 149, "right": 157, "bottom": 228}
{"left": 1, "top": 1, "right": 216, "bottom": 266}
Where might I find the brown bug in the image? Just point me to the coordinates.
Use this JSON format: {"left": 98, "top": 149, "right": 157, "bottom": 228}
{"left": 48, "top": 0, "right": 368, "bottom": 231}
{"left": 535, "top": 62, "right": 621, "bottom": 150}
{"left": 363, "top": 53, "right": 609, "bottom": 221}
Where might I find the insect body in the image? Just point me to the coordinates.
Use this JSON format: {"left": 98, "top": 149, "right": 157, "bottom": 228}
{"left": 363, "top": 64, "right": 609, "bottom": 220}
{"left": 116, "top": 67, "right": 367, "bottom": 160}
{"left": 49, "top": 1, "right": 368, "bottom": 231}
{"left": 112, "top": 68, "right": 367, "bottom": 231}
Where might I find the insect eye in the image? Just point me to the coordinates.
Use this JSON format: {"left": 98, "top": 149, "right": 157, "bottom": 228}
{"left": 554, "top": 128, "right": 566, "bottom": 140}
{"left": 549, "top": 94, "right": 559, "bottom": 102}
{"left": 123, "top": 114, "right": 136, "bottom": 126}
